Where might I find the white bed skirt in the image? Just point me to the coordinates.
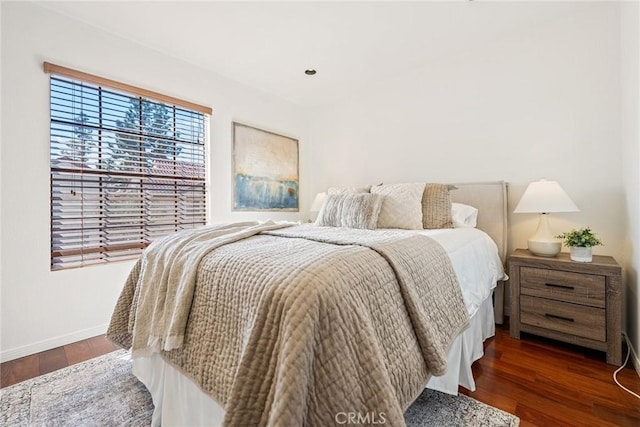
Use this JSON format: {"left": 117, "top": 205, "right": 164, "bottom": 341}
{"left": 425, "top": 295, "right": 494, "bottom": 394}
{"left": 132, "top": 296, "right": 495, "bottom": 427}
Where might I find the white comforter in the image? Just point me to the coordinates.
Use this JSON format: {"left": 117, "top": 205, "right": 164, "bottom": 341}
{"left": 391, "top": 227, "right": 505, "bottom": 316}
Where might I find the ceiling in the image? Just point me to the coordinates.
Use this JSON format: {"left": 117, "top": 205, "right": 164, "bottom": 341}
{"left": 36, "top": 1, "right": 578, "bottom": 107}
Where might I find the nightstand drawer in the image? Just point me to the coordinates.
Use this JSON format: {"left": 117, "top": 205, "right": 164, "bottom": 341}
{"left": 520, "top": 295, "right": 606, "bottom": 342}
{"left": 520, "top": 267, "right": 605, "bottom": 308}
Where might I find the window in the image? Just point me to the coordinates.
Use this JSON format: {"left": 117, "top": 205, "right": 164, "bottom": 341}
{"left": 45, "top": 63, "right": 211, "bottom": 270}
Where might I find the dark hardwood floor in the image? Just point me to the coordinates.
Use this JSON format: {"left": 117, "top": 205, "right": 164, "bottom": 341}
{"left": 1, "top": 335, "right": 119, "bottom": 389}
{"left": 461, "top": 324, "right": 640, "bottom": 427}
{"left": 1, "top": 323, "right": 639, "bottom": 426}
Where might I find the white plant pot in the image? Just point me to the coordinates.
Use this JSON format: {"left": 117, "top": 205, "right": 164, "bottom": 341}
{"left": 570, "top": 246, "right": 593, "bottom": 263}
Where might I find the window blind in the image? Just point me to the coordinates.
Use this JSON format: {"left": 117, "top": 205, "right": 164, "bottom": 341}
{"left": 47, "top": 63, "right": 209, "bottom": 270}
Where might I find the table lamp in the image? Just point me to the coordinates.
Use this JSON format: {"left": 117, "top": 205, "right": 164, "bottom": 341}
{"left": 310, "top": 192, "right": 327, "bottom": 221}
{"left": 514, "top": 179, "right": 579, "bottom": 257}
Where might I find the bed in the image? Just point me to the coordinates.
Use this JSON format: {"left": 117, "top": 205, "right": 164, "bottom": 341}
{"left": 107, "top": 181, "right": 508, "bottom": 427}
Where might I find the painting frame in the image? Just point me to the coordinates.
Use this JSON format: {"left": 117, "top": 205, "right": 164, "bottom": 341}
{"left": 232, "top": 122, "right": 299, "bottom": 212}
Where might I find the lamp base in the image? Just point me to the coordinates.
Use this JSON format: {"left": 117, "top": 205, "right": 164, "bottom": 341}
{"left": 525, "top": 213, "right": 562, "bottom": 257}
{"left": 527, "top": 239, "right": 562, "bottom": 257}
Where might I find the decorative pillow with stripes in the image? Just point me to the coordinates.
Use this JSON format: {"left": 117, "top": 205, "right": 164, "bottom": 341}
{"left": 315, "top": 193, "right": 383, "bottom": 230}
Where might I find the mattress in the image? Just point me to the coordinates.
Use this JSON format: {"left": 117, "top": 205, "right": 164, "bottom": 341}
{"left": 131, "top": 227, "right": 504, "bottom": 426}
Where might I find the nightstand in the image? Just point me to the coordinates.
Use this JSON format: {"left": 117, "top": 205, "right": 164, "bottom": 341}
{"left": 509, "top": 248, "right": 622, "bottom": 365}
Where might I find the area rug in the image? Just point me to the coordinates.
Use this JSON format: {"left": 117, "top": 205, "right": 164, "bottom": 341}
{"left": 1, "top": 350, "right": 519, "bottom": 426}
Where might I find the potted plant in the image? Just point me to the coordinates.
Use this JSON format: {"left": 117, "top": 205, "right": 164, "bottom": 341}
{"left": 556, "top": 227, "right": 603, "bottom": 262}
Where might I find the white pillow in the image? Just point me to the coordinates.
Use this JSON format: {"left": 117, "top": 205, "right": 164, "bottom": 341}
{"left": 451, "top": 202, "right": 478, "bottom": 228}
{"left": 371, "top": 183, "right": 425, "bottom": 229}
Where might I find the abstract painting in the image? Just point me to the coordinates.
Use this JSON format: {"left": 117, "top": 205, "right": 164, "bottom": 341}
{"left": 232, "top": 122, "right": 299, "bottom": 211}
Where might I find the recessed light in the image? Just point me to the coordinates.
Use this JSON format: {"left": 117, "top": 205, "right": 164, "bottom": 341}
{"left": 304, "top": 69, "right": 317, "bottom": 76}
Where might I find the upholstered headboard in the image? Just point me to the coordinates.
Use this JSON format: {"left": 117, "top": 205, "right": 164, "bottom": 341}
{"left": 450, "top": 181, "right": 508, "bottom": 264}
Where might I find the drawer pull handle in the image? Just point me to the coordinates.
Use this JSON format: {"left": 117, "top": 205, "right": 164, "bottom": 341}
{"left": 545, "top": 283, "right": 574, "bottom": 290}
{"left": 545, "top": 313, "right": 574, "bottom": 322}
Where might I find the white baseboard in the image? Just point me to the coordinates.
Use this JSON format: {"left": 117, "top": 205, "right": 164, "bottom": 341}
{"left": 625, "top": 334, "right": 640, "bottom": 378}
{"left": 622, "top": 332, "right": 640, "bottom": 378}
{"left": 0, "top": 324, "right": 109, "bottom": 363}
{"left": 632, "top": 353, "right": 640, "bottom": 379}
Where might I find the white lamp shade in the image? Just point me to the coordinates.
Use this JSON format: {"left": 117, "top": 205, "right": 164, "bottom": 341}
{"left": 310, "top": 192, "right": 327, "bottom": 213}
{"left": 513, "top": 180, "right": 579, "bottom": 214}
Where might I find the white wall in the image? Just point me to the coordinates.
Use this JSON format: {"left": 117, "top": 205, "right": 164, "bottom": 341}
{"left": 0, "top": 2, "right": 308, "bottom": 361}
{"left": 0, "top": 2, "right": 3, "bottom": 359}
{"left": 1, "top": 1, "right": 637, "bottom": 365}
{"left": 620, "top": 0, "right": 640, "bottom": 370}
{"left": 309, "top": 3, "right": 627, "bottom": 317}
